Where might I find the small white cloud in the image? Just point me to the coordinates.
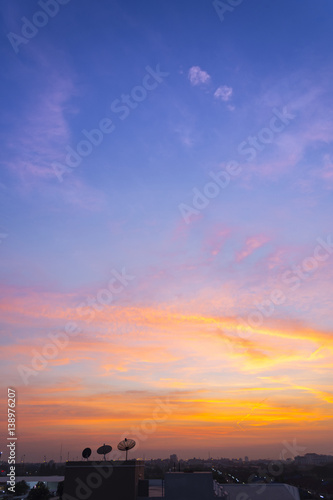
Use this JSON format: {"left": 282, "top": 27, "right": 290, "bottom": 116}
{"left": 188, "top": 66, "right": 211, "bottom": 86}
{"left": 214, "top": 85, "right": 233, "bottom": 101}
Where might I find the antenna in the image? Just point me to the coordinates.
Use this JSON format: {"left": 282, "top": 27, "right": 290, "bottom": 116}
{"left": 117, "top": 438, "right": 136, "bottom": 461}
{"left": 82, "top": 448, "right": 92, "bottom": 461}
{"left": 97, "top": 444, "right": 112, "bottom": 461}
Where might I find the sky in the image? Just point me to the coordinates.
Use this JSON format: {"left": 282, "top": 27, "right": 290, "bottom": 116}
{"left": 1, "top": 0, "right": 333, "bottom": 462}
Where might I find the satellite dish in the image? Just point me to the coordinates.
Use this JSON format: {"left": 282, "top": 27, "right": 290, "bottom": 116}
{"left": 117, "top": 438, "right": 136, "bottom": 461}
{"left": 97, "top": 444, "right": 112, "bottom": 461}
{"left": 82, "top": 448, "right": 91, "bottom": 460}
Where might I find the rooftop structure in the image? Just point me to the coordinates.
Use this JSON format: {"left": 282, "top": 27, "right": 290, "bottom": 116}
{"left": 165, "top": 472, "right": 215, "bottom": 500}
{"left": 220, "top": 483, "right": 300, "bottom": 500}
{"left": 63, "top": 460, "right": 144, "bottom": 500}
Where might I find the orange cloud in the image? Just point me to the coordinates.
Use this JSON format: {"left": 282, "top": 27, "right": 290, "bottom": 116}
{"left": 1, "top": 285, "right": 332, "bottom": 460}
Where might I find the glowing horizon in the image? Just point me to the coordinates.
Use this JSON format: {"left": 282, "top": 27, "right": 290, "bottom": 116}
{"left": 1, "top": 0, "right": 333, "bottom": 462}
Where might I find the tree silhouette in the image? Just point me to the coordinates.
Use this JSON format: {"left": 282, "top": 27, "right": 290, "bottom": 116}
{"left": 5, "top": 479, "right": 29, "bottom": 496}
{"left": 27, "top": 481, "right": 51, "bottom": 500}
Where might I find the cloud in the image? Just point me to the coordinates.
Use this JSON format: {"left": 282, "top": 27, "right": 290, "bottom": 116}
{"left": 174, "top": 125, "right": 194, "bottom": 147}
{"left": 201, "top": 224, "right": 231, "bottom": 257}
{"left": 1, "top": 282, "right": 332, "bottom": 459}
{"left": 188, "top": 66, "right": 211, "bottom": 86}
{"left": 236, "top": 235, "right": 270, "bottom": 262}
{"left": 214, "top": 85, "right": 233, "bottom": 101}
{"left": 4, "top": 72, "right": 75, "bottom": 181}
{"left": 320, "top": 154, "right": 333, "bottom": 188}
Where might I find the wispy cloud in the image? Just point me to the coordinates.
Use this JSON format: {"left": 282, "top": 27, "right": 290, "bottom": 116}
{"left": 236, "top": 235, "right": 270, "bottom": 262}
{"left": 321, "top": 154, "right": 333, "bottom": 188}
{"left": 4, "top": 71, "right": 75, "bottom": 181}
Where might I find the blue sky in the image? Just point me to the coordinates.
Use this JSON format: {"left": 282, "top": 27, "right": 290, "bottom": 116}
{"left": 1, "top": 0, "right": 333, "bottom": 460}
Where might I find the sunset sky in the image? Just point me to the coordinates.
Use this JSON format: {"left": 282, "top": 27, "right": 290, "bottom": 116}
{"left": 1, "top": 0, "right": 333, "bottom": 462}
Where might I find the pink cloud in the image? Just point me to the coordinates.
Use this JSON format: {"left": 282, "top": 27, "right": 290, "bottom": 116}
{"left": 4, "top": 71, "right": 76, "bottom": 181}
{"left": 236, "top": 80, "right": 333, "bottom": 184}
{"left": 236, "top": 235, "right": 270, "bottom": 262}
{"left": 202, "top": 224, "right": 231, "bottom": 257}
{"left": 322, "top": 154, "right": 333, "bottom": 179}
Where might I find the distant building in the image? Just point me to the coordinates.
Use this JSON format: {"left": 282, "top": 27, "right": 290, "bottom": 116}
{"left": 244, "top": 456, "right": 249, "bottom": 462}
{"left": 294, "top": 453, "right": 333, "bottom": 466}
